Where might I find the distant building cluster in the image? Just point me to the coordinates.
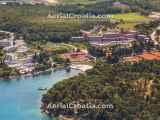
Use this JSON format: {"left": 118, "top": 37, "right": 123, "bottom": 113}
{"left": 112, "top": 2, "right": 130, "bottom": 8}
{"left": 0, "top": 0, "right": 23, "bottom": 5}
{"left": 0, "top": 0, "right": 54, "bottom": 5}
{"left": 0, "top": 31, "right": 34, "bottom": 74}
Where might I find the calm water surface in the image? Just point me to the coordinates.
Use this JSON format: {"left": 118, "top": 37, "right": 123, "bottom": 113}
{"left": 0, "top": 69, "right": 80, "bottom": 120}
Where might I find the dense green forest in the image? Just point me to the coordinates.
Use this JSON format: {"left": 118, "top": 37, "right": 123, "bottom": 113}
{"left": 0, "top": 4, "right": 108, "bottom": 42}
{"left": 35, "top": 0, "right": 160, "bottom": 14}
{"left": 0, "top": 0, "right": 159, "bottom": 43}
{"left": 37, "top": 0, "right": 160, "bottom": 15}
{"left": 42, "top": 60, "right": 160, "bottom": 120}
{"left": 15, "top": 0, "right": 160, "bottom": 13}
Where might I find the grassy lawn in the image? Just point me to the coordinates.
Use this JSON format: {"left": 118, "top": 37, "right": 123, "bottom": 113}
{"left": 69, "top": 42, "right": 89, "bottom": 49}
{"left": 118, "top": 22, "right": 138, "bottom": 29}
{"left": 111, "top": 13, "right": 151, "bottom": 29}
{"left": 111, "top": 13, "right": 150, "bottom": 22}
{"left": 30, "top": 42, "right": 75, "bottom": 53}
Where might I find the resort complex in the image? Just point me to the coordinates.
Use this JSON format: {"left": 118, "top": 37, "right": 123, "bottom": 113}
{"left": 0, "top": 1, "right": 160, "bottom": 120}
{"left": 72, "top": 29, "right": 150, "bottom": 46}
{"left": 0, "top": 31, "right": 34, "bottom": 74}
{"left": 0, "top": 31, "right": 94, "bottom": 75}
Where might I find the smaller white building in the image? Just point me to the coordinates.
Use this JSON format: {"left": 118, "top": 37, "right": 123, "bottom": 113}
{"left": 0, "top": 31, "right": 14, "bottom": 48}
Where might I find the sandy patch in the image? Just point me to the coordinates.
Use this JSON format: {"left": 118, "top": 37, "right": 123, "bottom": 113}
{"left": 46, "top": 0, "right": 58, "bottom": 4}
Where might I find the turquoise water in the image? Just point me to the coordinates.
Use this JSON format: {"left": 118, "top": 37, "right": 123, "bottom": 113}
{"left": 0, "top": 69, "right": 80, "bottom": 120}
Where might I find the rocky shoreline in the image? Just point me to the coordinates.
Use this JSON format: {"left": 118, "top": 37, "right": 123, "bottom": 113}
{"left": 0, "top": 63, "right": 92, "bottom": 80}
{"left": 0, "top": 66, "right": 66, "bottom": 80}
{"left": 0, "top": 68, "right": 52, "bottom": 80}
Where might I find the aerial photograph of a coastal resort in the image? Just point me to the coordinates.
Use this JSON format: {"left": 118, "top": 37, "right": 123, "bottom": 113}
{"left": 0, "top": 0, "right": 160, "bottom": 120}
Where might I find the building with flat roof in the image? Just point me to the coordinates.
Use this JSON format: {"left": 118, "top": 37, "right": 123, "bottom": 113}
{"left": 72, "top": 30, "right": 149, "bottom": 46}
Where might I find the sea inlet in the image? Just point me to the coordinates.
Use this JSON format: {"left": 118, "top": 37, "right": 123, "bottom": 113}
{"left": 0, "top": 69, "right": 80, "bottom": 120}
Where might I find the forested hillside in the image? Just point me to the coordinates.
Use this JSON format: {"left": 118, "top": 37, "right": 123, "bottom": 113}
{"left": 0, "top": 0, "right": 159, "bottom": 42}
{"left": 54, "top": 0, "right": 160, "bottom": 14}
{"left": 1, "top": 0, "right": 160, "bottom": 13}
{"left": 0, "top": 4, "right": 114, "bottom": 42}
{"left": 42, "top": 60, "right": 160, "bottom": 120}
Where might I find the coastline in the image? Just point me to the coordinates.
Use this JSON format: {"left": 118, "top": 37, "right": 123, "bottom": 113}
{"left": 0, "top": 68, "right": 54, "bottom": 80}
{"left": 0, "top": 66, "right": 81, "bottom": 120}
{"left": 0, "top": 63, "right": 93, "bottom": 80}
{"left": 0, "top": 62, "right": 71, "bottom": 80}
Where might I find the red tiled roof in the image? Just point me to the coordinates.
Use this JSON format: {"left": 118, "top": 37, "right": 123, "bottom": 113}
{"left": 126, "top": 51, "right": 160, "bottom": 62}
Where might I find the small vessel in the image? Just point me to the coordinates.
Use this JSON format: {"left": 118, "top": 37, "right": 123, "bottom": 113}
{"left": 65, "top": 66, "right": 71, "bottom": 72}
{"left": 38, "top": 87, "right": 47, "bottom": 91}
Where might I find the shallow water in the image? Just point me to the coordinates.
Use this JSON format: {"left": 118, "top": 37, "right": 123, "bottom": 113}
{"left": 0, "top": 69, "right": 80, "bottom": 120}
